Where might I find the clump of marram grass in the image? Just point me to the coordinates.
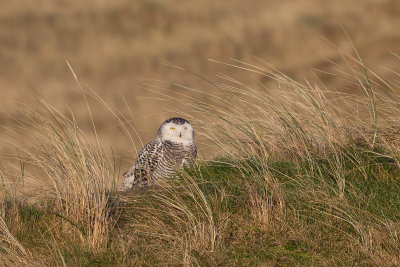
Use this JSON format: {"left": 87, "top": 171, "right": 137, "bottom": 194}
{"left": 214, "top": 59, "right": 399, "bottom": 264}
{"left": 1, "top": 101, "right": 120, "bottom": 263}
{"left": 117, "top": 168, "right": 217, "bottom": 266}
{"left": 25, "top": 104, "right": 118, "bottom": 252}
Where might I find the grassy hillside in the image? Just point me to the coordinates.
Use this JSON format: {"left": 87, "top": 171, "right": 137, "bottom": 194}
{"left": 2, "top": 55, "right": 400, "bottom": 265}
{"left": 3, "top": 153, "right": 400, "bottom": 266}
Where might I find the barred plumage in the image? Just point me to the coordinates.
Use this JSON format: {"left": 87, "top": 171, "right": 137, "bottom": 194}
{"left": 121, "top": 117, "right": 197, "bottom": 191}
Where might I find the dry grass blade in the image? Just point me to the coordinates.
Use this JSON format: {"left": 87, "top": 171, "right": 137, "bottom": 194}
{"left": 0, "top": 215, "right": 30, "bottom": 265}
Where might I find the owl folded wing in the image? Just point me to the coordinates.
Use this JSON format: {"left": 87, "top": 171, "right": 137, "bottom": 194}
{"left": 121, "top": 140, "right": 163, "bottom": 190}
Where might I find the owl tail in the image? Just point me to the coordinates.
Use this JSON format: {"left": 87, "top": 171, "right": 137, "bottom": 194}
{"left": 121, "top": 171, "right": 135, "bottom": 191}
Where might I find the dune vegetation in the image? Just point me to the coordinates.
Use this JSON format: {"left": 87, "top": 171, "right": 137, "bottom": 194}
{"left": 2, "top": 53, "right": 400, "bottom": 266}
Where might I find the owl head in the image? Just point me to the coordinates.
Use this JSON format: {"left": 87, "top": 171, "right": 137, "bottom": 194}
{"left": 157, "top": 117, "right": 195, "bottom": 144}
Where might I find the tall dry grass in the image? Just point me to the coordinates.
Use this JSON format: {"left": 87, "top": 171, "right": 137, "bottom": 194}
{"left": 119, "top": 170, "right": 217, "bottom": 266}
{"left": 1, "top": 102, "right": 121, "bottom": 265}
{"left": 23, "top": 104, "right": 119, "bottom": 252}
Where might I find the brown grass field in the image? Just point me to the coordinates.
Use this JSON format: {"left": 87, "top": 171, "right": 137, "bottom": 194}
{"left": 1, "top": 0, "right": 400, "bottom": 266}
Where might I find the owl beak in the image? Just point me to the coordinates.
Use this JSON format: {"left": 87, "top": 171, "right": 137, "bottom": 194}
{"left": 179, "top": 132, "right": 182, "bottom": 138}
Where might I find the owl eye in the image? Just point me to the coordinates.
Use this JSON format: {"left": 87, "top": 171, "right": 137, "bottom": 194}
{"left": 184, "top": 127, "right": 188, "bottom": 130}
{"left": 170, "top": 127, "right": 175, "bottom": 130}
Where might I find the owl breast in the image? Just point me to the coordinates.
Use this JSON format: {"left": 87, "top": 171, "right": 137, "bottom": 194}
{"left": 121, "top": 140, "right": 197, "bottom": 190}
{"left": 152, "top": 141, "right": 197, "bottom": 180}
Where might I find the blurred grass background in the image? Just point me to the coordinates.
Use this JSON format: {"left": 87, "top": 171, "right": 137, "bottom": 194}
{"left": 0, "top": 0, "right": 399, "bottom": 172}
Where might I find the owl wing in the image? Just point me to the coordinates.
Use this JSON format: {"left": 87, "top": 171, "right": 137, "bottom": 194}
{"left": 121, "top": 140, "right": 164, "bottom": 190}
{"left": 190, "top": 143, "right": 197, "bottom": 159}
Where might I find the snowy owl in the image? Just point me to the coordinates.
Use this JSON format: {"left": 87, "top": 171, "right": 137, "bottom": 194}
{"left": 121, "top": 117, "right": 197, "bottom": 191}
